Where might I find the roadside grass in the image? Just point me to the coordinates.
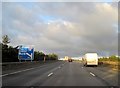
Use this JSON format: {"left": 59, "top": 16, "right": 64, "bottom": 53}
{"left": 98, "top": 56, "right": 120, "bottom": 71}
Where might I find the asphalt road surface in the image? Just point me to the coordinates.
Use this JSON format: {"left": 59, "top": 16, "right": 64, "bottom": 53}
{"left": 2, "top": 61, "right": 118, "bottom": 87}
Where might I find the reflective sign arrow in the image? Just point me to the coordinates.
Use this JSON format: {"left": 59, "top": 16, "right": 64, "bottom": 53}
{"left": 26, "top": 53, "right": 32, "bottom": 58}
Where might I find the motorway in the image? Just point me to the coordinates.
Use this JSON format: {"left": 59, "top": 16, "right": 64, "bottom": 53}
{"left": 2, "top": 61, "right": 118, "bottom": 87}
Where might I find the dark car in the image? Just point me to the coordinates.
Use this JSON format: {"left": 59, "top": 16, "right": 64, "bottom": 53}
{"left": 68, "top": 59, "right": 72, "bottom": 62}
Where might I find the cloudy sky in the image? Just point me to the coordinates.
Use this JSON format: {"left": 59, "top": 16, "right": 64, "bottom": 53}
{"left": 2, "top": 1, "right": 118, "bottom": 58}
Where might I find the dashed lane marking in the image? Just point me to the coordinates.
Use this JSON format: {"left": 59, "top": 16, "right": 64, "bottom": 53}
{"left": 48, "top": 72, "right": 53, "bottom": 77}
{"left": 90, "top": 72, "right": 96, "bottom": 77}
{"left": 58, "top": 66, "right": 61, "bottom": 68}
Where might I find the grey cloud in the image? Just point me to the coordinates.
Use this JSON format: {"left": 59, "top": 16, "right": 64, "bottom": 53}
{"left": 2, "top": 2, "right": 118, "bottom": 57}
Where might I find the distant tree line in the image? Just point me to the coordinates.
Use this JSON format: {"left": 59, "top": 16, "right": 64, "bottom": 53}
{"left": 1, "top": 35, "right": 58, "bottom": 62}
{"left": 34, "top": 51, "right": 58, "bottom": 61}
{"left": 98, "top": 55, "right": 120, "bottom": 62}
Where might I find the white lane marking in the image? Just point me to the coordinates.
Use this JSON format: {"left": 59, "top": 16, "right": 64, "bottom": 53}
{"left": 48, "top": 72, "right": 53, "bottom": 77}
{"left": 58, "top": 66, "right": 61, "bottom": 68}
{"left": 0, "top": 67, "right": 35, "bottom": 77}
{"left": 1, "top": 62, "right": 65, "bottom": 77}
{"left": 0, "top": 64, "right": 50, "bottom": 77}
{"left": 90, "top": 72, "right": 96, "bottom": 77}
{"left": 53, "top": 67, "right": 58, "bottom": 71}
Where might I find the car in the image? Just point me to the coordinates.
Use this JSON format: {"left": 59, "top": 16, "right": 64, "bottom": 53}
{"left": 68, "top": 59, "right": 72, "bottom": 62}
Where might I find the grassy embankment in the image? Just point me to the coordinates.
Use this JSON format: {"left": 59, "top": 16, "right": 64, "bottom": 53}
{"left": 98, "top": 56, "right": 120, "bottom": 71}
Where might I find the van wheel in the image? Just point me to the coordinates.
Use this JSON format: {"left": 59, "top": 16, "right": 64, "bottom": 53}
{"left": 94, "top": 65, "right": 97, "bottom": 67}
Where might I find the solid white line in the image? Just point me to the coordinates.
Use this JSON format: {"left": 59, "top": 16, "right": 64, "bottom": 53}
{"left": 90, "top": 72, "right": 96, "bottom": 77}
{"left": 0, "top": 67, "right": 35, "bottom": 77}
{"left": 0, "top": 64, "right": 48, "bottom": 77}
{"left": 1, "top": 62, "right": 64, "bottom": 77}
{"left": 48, "top": 72, "right": 53, "bottom": 77}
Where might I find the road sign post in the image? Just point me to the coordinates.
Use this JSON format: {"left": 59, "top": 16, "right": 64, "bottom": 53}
{"left": 18, "top": 45, "right": 22, "bottom": 62}
{"left": 44, "top": 55, "right": 46, "bottom": 62}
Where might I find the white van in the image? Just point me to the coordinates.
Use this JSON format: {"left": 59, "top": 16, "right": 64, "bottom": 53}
{"left": 83, "top": 53, "right": 98, "bottom": 66}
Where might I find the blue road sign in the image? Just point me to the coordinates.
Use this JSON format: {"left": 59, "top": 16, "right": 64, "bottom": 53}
{"left": 18, "top": 46, "right": 34, "bottom": 60}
